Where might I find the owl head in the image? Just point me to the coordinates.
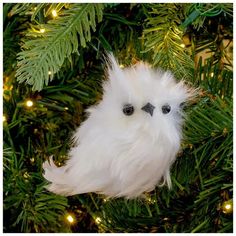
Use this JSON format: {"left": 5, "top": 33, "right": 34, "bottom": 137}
{"left": 89, "top": 54, "right": 194, "bottom": 147}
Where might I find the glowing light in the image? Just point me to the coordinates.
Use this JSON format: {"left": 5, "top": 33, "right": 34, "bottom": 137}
{"left": 64, "top": 107, "right": 69, "bottom": 111}
{"left": 147, "top": 197, "right": 152, "bottom": 203}
{"left": 4, "top": 85, "right": 13, "bottom": 91}
{"left": 103, "top": 198, "right": 108, "bottom": 202}
{"left": 66, "top": 214, "right": 75, "bottom": 224}
{"left": 25, "top": 100, "right": 34, "bottom": 107}
{"left": 180, "top": 43, "right": 185, "bottom": 48}
{"left": 147, "top": 197, "right": 156, "bottom": 204}
{"left": 222, "top": 199, "right": 233, "bottom": 214}
{"left": 52, "top": 9, "right": 58, "bottom": 17}
{"left": 210, "top": 72, "right": 214, "bottom": 77}
{"left": 95, "top": 217, "right": 102, "bottom": 224}
{"left": 40, "top": 28, "right": 45, "bottom": 33}
{"left": 23, "top": 171, "right": 30, "bottom": 179}
{"left": 119, "top": 64, "right": 125, "bottom": 69}
{"left": 3, "top": 115, "right": 6, "bottom": 122}
{"left": 48, "top": 71, "right": 52, "bottom": 75}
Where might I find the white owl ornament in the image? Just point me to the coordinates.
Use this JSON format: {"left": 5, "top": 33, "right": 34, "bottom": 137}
{"left": 43, "top": 54, "right": 194, "bottom": 199}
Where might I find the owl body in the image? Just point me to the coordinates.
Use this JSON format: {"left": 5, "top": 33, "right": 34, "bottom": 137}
{"left": 43, "top": 54, "right": 193, "bottom": 198}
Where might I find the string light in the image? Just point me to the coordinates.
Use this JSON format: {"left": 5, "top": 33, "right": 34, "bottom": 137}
{"left": 66, "top": 214, "right": 75, "bottom": 224}
{"left": 3, "top": 84, "right": 13, "bottom": 91}
{"left": 48, "top": 71, "right": 52, "bottom": 75}
{"left": 147, "top": 197, "right": 152, "bottom": 203}
{"left": 222, "top": 199, "right": 233, "bottom": 214}
{"left": 51, "top": 9, "right": 58, "bottom": 18}
{"left": 180, "top": 43, "right": 185, "bottom": 48}
{"left": 25, "top": 99, "right": 34, "bottom": 107}
{"left": 3, "top": 115, "right": 6, "bottom": 122}
{"left": 23, "top": 171, "right": 30, "bottom": 179}
{"left": 57, "top": 162, "right": 62, "bottom": 167}
{"left": 95, "top": 217, "right": 102, "bottom": 224}
{"left": 147, "top": 197, "right": 156, "bottom": 204}
{"left": 119, "top": 64, "right": 125, "bottom": 69}
{"left": 40, "top": 28, "right": 45, "bottom": 33}
{"left": 4, "top": 76, "right": 10, "bottom": 82}
{"left": 210, "top": 72, "right": 214, "bottom": 77}
{"left": 3, "top": 76, "right": 13, "bottom": 92}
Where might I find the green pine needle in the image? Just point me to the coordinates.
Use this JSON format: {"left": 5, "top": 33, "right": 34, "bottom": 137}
{"left": 143, "top": 4, "right": 194, "bottom": 80}
{"left": 16, "top": 4, "right": 104, "bottom": 91}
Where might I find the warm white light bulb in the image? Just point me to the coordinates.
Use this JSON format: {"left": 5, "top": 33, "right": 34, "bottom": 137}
{"left": 210, "top": 72, "right": 214, "bottom": 77}
{"left": 180, "top": 43, "right": 185, "bottom": 48}
{"left": 222, "top": 200, "right": 233, "bottom": 214}
{"left": 48, "top": 71, "right": 52, "bottom": 75}
{"left": 40, "top": 28, "right": 45, "bottom": 33}
{"left": 26, "top": 100, "right": 33, "bottom": 107}
{"left": 95, "top": 217, "right": 102, "bottom": 224}
{"left": 66, "top": 214, "right": 74, "bottom": 223}
{"left": 52, "top": 10, "right": 58, "bottom": 17}
{"left": 225, "top": 204, "right": 231, "bottom": 210}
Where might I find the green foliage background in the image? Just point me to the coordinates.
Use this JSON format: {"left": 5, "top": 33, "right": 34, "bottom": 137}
{"left": 3, "top": 3, "right": 233, "bottom": 233}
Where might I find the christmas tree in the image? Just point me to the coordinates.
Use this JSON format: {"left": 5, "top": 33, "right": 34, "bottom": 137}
{"left": 3, "top": 3, "right": 233, "bottom": 233}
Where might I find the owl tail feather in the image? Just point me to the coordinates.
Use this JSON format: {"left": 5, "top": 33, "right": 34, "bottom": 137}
{"left": 43, "top": 156, "right": 76, "bottom": 196}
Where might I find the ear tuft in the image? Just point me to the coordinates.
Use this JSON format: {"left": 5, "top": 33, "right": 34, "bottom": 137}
{"left": 104, "top": 52, "right": 122, "bottom": 74}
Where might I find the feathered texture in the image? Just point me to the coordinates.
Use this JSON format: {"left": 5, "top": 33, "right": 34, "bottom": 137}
{"left": 43, "top": 54, "right": 195, "bottom": 198}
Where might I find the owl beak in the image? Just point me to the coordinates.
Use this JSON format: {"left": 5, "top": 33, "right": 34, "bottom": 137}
{"left": 141, "top": 102, "right": 155, "bottom": 116}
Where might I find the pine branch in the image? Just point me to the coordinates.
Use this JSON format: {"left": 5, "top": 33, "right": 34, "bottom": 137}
{"left": 16, "top": 4, "right": 104, "bottom": 91}
{"left": 143, "top": 4, "right": 194, "bottom": 80}
{"left": 3, "top": 143, "right": 69, "bottom": 232}
{"left": 3, "top": 4, "right": 25, "bottom": 74}
{"left": 8, "top": 3, "right": 36, "bottom": 16}
{"left": 194, "top": 59, "right": 233, "bottom": 98}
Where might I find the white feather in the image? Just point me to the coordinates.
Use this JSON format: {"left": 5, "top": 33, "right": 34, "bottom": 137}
{"left": 43, "top": 54, "right": 194, "bottom": 198}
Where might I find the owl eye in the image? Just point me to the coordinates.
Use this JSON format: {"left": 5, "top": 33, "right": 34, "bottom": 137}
{"left": 162, "top": 104, "right": 171, "bottom": 114}
{"left": 123, "top": 104, "right": 134, "bottom": 116}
